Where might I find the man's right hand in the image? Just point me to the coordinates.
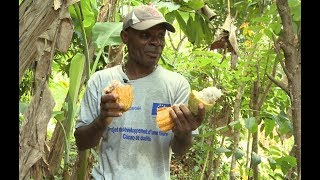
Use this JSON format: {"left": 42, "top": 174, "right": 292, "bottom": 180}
{"left": 97, "top": 92, "right": 125, "bottom": 129}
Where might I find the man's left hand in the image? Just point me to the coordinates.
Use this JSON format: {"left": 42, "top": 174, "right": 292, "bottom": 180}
{"left": 170, "top": 103, "right": 205, "bottom": 135}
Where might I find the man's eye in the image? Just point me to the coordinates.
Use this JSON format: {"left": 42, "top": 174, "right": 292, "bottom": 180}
{"left": 141, "top": 33, "right": 150, "bottom": 39}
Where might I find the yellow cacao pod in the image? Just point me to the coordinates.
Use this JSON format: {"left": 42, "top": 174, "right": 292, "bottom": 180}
{"left": 103, "top": 80, "right": 133, "bottom": 112}
{"left": 156, "top": 107, "right": 175, "bottom": 132}
{"left": 188, "top": 87, "right": 222, "bottom": 115}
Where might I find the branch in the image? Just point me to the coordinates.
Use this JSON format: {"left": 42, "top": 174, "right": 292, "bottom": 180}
{"left": 176, "top": 35, "right": 187, "bottom": 52}
{"left": 266, "top": 73, "right": 289, "bottom": 96}
{"left": 169, "top": 33, "right": 187, "bottom": 63}
{"left": 227, "top": 0, "right": 230, "bottom": 15}
{"left": 272, "top": 33, "right": 291, "bottom": 80}
{"left": 167, "top": 33, "right": 177, "bottom": 51}
{"left": 258, "top": 56, "right": 277, "bottom": 108}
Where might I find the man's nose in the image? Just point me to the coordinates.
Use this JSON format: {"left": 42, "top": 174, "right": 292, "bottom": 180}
{"left": 149, "top": 36, "right": 163, "bottom": 46}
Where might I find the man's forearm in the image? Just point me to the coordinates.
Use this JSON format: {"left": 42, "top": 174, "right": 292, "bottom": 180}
{"left": 74, "top": 118, "right": 107, "bottom": 151}
{"left": 171, "top": 132, "right": 192, "bottom": 157}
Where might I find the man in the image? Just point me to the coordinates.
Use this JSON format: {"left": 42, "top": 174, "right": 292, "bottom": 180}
{"left": 74, "top": 4, "right": 205, "bottom": 179}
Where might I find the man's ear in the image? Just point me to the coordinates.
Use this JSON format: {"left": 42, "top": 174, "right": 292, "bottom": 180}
{"left": 120, "top": 30, "right": 128, "bottom": 44}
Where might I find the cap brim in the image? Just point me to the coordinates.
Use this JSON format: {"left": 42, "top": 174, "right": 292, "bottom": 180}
{"left": 131, "top": 20, "right": 175, "bottom": 33}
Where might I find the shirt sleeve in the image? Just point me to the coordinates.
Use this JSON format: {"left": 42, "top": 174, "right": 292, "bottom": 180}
{"left": 173, "top": 77, "right": 191, "bottom": 105}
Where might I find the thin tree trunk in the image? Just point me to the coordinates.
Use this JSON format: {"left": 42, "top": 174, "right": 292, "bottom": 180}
{"left": 229, "top": 85, "right": 245, "bottom": 180}
{"left": 275, "top": 0, "right": 301, "bottom": 179}
{"left": 249, "top": 80, "right": 260, "bottom": 180}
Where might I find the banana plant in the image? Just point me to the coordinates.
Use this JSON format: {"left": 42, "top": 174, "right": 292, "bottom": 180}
{"left": 63, "top": 53, "right": 85, "bottom": 175}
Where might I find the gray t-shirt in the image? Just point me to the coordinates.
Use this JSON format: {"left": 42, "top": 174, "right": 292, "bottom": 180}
{"left": 75, "top": 65, "right": 191, "bottom": 180}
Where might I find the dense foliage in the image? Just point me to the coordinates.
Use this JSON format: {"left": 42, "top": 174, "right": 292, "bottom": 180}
{"left": 19, "top": 0, "right": 300, "bottom": 179}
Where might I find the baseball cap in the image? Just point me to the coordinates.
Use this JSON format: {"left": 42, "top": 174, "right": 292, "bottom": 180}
{"left": 122, "top": 5, "right": 175, "bottom": 33}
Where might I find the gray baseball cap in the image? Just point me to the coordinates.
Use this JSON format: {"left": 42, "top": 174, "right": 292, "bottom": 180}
{"left": 122, "top": 5, "right": 175, "bottom": 33}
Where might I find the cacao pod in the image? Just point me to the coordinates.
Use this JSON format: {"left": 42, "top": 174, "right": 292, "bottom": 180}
{"left": 155, "top": 86, "right": 222, "bottom": 131}
{"left": 188, "top": 87, "right": 222, "bottom": 115}
{"left": 156, "top": 107, "right": 174, "bottom": 132}
{"left": 103, "top": 80, "right": 133, "bottom": 112}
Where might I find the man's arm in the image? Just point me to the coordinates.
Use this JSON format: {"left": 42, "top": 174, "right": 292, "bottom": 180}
{"left": 74, "top": 117, "right": 108, "bottom": 151}
{"left": 170, "top": 103, "right": 205, "bottom": 157}
{"left": 170, "top": 132, "right": 192, "bottom": 157}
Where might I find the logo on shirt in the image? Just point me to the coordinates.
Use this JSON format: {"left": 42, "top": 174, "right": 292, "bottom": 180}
{"left": 151, "top": 103, "right": 171, "bottom": 115}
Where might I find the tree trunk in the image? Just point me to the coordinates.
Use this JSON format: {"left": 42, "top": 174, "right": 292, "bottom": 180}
{"left": 19, "top": 0, "right": 73, "bottom": 83}
{"left": 229, "top": 85, "right": 245, "bottom": 180}
{"left": 19, "top": 84, "right": 55, "bottom": 180}
{"left": 19, "top": 0, "right": 73, "bottom": 178}
{"left": 276, "top": 0, "right": 301, "bottom": 179}
{"left": 249, "top": 81, "right": 260, "bottom": 180}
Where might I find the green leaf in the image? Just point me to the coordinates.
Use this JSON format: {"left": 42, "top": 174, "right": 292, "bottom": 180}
{"left": 292, "top": 5, "right": 301, "bottom": 22}
{"left": 245, "top": 117, "right": 258, "bottom": 133}
{"left": 253, "top": 32, "right": 263, "bottom": 44}
{"left": 251, "top": 152, "right": 261, "bottom": 165}
{"left": 186, "top": 15, "right": 196, "bottom": 44}
{"left": 159, "top": 56, "right": 174, "bottom": 71}
{"left": 198, "top": 130, "right": 215, "bottom": 138}
{"left": 216, "top": 126, "right": 229, "bottom": 133}
{"left": 193, "top": 166, "right": 200, "bottom": 172}
{"left": 268, "top": 146, "right": 282, "bottom": 157}
{"left": 275, "top": 112, "right": 293, "bottom": 135}
{"left": 269, "top": 3, "right": 278, "bottom": 14}
{"left": 249, "top": 25, "right": 262, "bottom": 32}
{"left": 69, "top": 53, "right": 85, "bottom": 106}
{"left": 216, "top": 147, "right": 231, "bottom": 154}
{"left": 264, "top": 28, "right": 274, "bottom": 40}
{"left": 270, "top": 22, "right": 282, "bottom": 35}
{"left": 268, "top": 157, "right": 277, "bottom": 171}
{"left": 165, "top": 11, "right": 176, "bottom": 24}
{"left": 195, "top": 57, "right": 211, "bottom": 67}
{"left": 276, "top": 155, "right": 297, "bottom": 174}
{"left": 228, "top": 120, "right": 242, "bottom": 129}
{"left": 234, "top": 1, "right": 244, "bottom": 7}
{"left": 19, "top": 102, "right": 28, "bottom": 114}
{"left": 228, "top": 120, "right": 240, "bottom": 126}
{"left": 289, "top": 0, "right": 301, "bottom": 21}
{"left": 175, "top": 11, "right": 187, "bottom": 35}
{"left": 288, "top": 0, "right": 300, "bottom": 7}
{"left": 92, "top": 22, "right": 123, "bottom": 49}
{"left": 235, "top": 148, "right": 245, "bottom": 160}
{"left": 76, "top": 0, "right": 98, "bottom": 37}
{"left": 156, "top": 1, "right": 180, "bottom": 12}
{"left": 82, "top": 6, "right": 95, "bottom": 29}
{"left": 200, "top": 14, "right": 213, "bottom": 44}
{"left": 281, "top": 155, "right": 297, "bottom": 167}
{"left": 264, "top": 119, "right": 276, "bottom": 137}
{"left": 194, "top": 13, "right": 205, "bottom": 46}
{"left": 292, "top": 21, "right": 299, "bottom": 34}
{"left": 185, "top": 0, "right": 204, "bottom": 10}
{"left": 251, "top": 16, "right": 271, "bottom": 24}
{"left": 225, "top": 150, "right": 233, "bottom": 158}
{"left": 52, "top": 111, "right": 65, "bottom": 121}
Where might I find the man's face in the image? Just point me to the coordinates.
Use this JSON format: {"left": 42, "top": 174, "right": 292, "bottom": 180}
{"left": 122, "top": 24, "right": 167, "bottom": 68}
